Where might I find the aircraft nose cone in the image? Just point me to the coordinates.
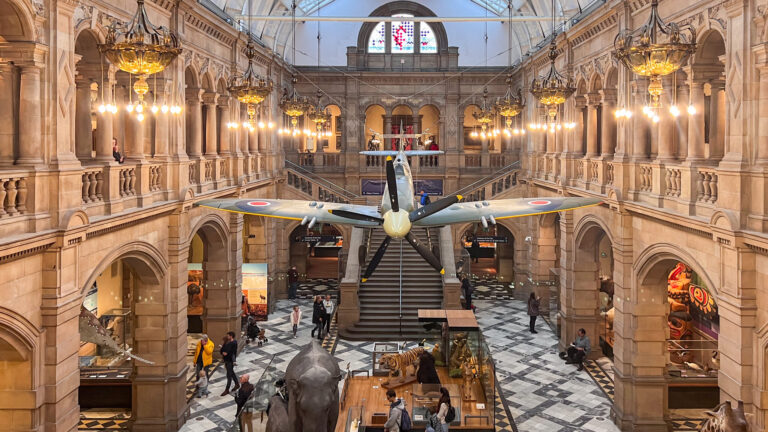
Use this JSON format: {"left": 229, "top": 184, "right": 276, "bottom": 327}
{"left": 382, "top": 211, "right": 411, "bottom": 238}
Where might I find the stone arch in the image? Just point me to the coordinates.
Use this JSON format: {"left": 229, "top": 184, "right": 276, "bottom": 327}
{"left": 588, "top": 72, "right": 603, "bottom": 93}
{"left": 80, "top": 241, "right": 168, "bottom": 296}
{"left": 604, "top": 66, "right": 618, "bottom": 90}
{"left": 0, "top": 0, "right": 36, "bottom": 42}
{"left": 184, "top": 64, "right": 200, "bottom": 89}
{"left": 0, "top": 307, "right": 39, "bottom": 431}
{"left": 693, "top": 29, "right": 726, "bottom": 65}
{"left": 201, "top": 71, "right": 215, "bottom": 92}
{"left": 356, "top": 1, "right": 449, "bottom": 53}
{"left": 286, "top": 221, "right": 349, "bottom": 282}
{"left": 634, "top": 242, "right": 717, "bottom": 296}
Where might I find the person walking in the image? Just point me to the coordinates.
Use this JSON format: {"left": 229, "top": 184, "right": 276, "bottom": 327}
{"left": 290, "top": 305, "right": 302, "bottom": 338}
{"left": 419, "top": 190, "right": 431, "bottom": 208}
{"left": 193, "top": 334, "right": 214, "bottom": 379}
{"left": 322, "top": 294, "right": 334, "bottom": 335}
{"left": 383, "top": 389, "right": 407, "bottom": 432}
{"left": 240, "top": 295, "right": 250, "bottom": 333}
{"left": 220, "top": 331, "right": 240, "bottom": 395}
{"left": 527, "top": 292, "right": 541, "bottom": 334}
{"left": 461, "top": 275, "right": 474, "bottom": 311}
{"left": 287, "top": 266, "right": 299, "bottom": 299}
{"left": 436, "top": 386, "right": 453, "bottom": 432}
{"left": 470, "top": 235, "right": 480, "bottom": 263}
{"left": 559, "top": 328, "right": 591, "bottom": 371}
{"left": 311, "top": 296, "right": 325, "bottom": 340}
{"left": 195, "top": 369, "right": 210, "bottom": 398}
{"left": 235, "top": 374, "right": 255, "bottom": 432}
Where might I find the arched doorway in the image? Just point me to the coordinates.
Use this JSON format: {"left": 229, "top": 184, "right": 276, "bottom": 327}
{"left": 78, "top": 253, "right": 169, "bottom": 426}
{"left": 186, "top": 220, "right": 232, "bottom": 335}
{"left": 289, "top": 224, "right": 343, "bottom": 296}
{"left": 456, "top": 222, "right": 517, "bottom": 299}
{"left": 0, "top": 310, "right": 38, "bottom": 432}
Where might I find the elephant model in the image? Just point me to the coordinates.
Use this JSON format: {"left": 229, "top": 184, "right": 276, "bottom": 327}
{"left": 265, "top": 394, "right": 290, "bottom": 432}
{"left": 699, "top": 400, "right": 752, "bottom": 432}
{"left": 284, "top": 342, "right": 342, "bottom": 432}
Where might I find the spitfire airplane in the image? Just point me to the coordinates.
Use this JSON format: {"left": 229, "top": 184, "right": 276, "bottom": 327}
{"left": 197, "top": 131, "right": 601, "bottom": 282}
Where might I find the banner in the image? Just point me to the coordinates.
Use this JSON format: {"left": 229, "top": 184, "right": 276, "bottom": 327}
{"left": 242, "top": 263, "right": 268, "bottom": 320}
{"left": 187, "top": 263, "right": 203, "bottom": 316}
{"left": 361, "top": 179, "right": 443, "bottom": 196}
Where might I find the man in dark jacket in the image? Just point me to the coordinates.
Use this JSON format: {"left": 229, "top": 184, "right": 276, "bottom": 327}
{"left": 461, "top": 275, "right": 474, "bottom": 310}
{"left": 235, "top": 374, "right": 255, "bottom": 426}
{"left": 416, "top": 351, "right": 441, "bottom": 385}
{"left": 287, "top": 266, "right": 299, "bottom": 299}
{"left": 311, "top": 296, "right": 325, "bottom": 340}
{"left": 220, "top": 331, "right": 239, "bottom": 395}
{"left": 419, "top": 190, "right": 431, "bottom": 207}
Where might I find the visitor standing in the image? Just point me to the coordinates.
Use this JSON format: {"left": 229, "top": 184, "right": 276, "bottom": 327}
{"left": 195, "top": 369, "right": 210, "bottom": 398}
{"left": 384, "top": 389, "right": 408, "bottom": 432}
{"left": 235, "top": 374, "right": 255, "bottom": 432}
{"left": 420, "top": 190, "right": 431, "bottom": 208}
{"left": 527, "top": 292, "right": 541, "bottom": 334}
{"left": 425, "top": 405, "right": 443, "bottom": 432}
{"left": 220, "top": 331, "right": 239, "bottom": 395}
{"left": 287, "top": 266, "right": 299, "bottom": 299}
{"left": 322, "top": 294, "right": 334, "bottom": 334}
{"left": 311, "top": 296, "right": 325, "bottom": 340}
{"left": 559, "top": 328, "right": 591, "bottom": 371}
{"left": 461, "top": 275, "right": 474, "bottom": 311}
{"left": 193, "top": 334, "right": 214, "bottom": 379}
{"left": 470, "top": 235, "right": 480, "bottom": 263}
{"left": 436, "top": 387, "right": 453, "bottom": 432}
{"left": 290, "top": 305, "right": 302, "bottom": 338}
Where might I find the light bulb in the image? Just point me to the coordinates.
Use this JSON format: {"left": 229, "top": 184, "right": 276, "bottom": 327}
{"left": 110, "top": 104, "right": 117, "bottom": 114}
{"left": 98, "top": 104, "right": 106, "bottom": 113}
{"left": 126, "top": 104, "right": 134, "bottom": 113}
{"left": 161, "top": 104, "right": 169, "bottom": 114}
{"left": 257, "top": 121, "right": 265, "bottom": 128}
{"left": 625, "top": 110, "right": 632, "bottom": 118}
{"left": 135, "top": 104, "right": 144, "bottom": 113}
{"left": 137, "top": 113, "right": 145, "bottom": 122}
{"left": 687, "top": 104, "right": 696, "bottom": 115}
{"left": 652, "top": 115, "right": 660, "bottom": 123}
{"left": 151, "top": 105, "right": 159, "bottom": 114}
{"left": 614, "top": 109, "right": 623, "bottom": 118}
{"left": 669, "top": 105, "right": 680, "bottom": 117}
{"left": 268, "top": 122, "right": 275, "bottom": 129}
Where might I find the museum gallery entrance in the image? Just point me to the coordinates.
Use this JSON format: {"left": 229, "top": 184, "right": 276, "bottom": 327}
{"left": 289, "top": 224, "right": 344, "bottom": 280}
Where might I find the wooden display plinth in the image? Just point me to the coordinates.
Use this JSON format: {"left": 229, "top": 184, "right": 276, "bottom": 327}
{"left": 381, "top": 374, "right": 418, "bottom": 389}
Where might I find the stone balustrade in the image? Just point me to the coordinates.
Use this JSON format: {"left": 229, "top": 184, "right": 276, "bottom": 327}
{"left": 204, "top": 160, "right": 214, "bottom": 183}
{"left": 119, "top": 167, "right": 136, "bottom": 197}
{"left": 464, "top": 154, "right": 482, "bottom": 168}
{"left": 0, "top": 175, "right": 28, "bottom": 217}
{"left": 665, "top": 167, "right": 681, "bottom": 198}
{"left": 639, "top": 164, "right": 653, "bottom": 193}
{"left": 697, "top": 168, "right": 718, "bottom": 204}
{"left": 81, "top": 168, "right": 104, "bottom": 204}
{"left": 189, "top": 161, "right": 198, "bottom": 185}
{"left": 149, "top": 164, "right": 162, "bottom": 192}
{"left": 606, "top": 162, "right": 614, "bottom": 185}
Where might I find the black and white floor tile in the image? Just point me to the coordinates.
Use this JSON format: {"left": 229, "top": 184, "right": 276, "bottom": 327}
{"left": 470, "top": 276, "right": 516, "bottom": 300}
{"left": 296, "top": 278, "right": 338, "bottom": 299}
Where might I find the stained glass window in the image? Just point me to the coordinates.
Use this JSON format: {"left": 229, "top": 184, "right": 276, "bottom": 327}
{"left": 367, "top": 21, "right": 386, "bottom": 53}
{"left": 391, "top": 13, "right": 414, "bottom": 53}
{"left": 420, "top": 22, "right": 437, "bottom": 53}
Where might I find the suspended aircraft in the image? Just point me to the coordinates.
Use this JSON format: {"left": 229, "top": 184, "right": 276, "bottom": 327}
{"left": 197, "top": 129, "right": 601, "bottom": 282}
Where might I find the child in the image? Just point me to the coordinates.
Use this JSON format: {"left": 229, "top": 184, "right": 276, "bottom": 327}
{"left": 195, "top": 369, "right": 210, "bottom": 398}
{"left": 290, "top": 305, "right": 302, "bottom": 338}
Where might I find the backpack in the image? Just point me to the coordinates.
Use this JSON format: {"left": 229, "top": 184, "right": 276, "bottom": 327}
{"left": 398, "top": 406, "right": 412, "bottom": 431}
{"left": 444, "top": 405, "right": 456, "bottom": 423}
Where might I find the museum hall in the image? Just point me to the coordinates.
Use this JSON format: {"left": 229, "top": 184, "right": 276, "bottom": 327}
{"left": 0, "top": 0, "right": 765, "bottom": 431}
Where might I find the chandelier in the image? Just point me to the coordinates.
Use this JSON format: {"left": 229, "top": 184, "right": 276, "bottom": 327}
{"left": 472, "top": 88, "right": 496, "bottom": 133}
{"left": 495, "top": 75, "right": 524, "bottom": 128}
{"left": 307, "top": 90, "right": 332, "bottom": 136}
{"left": 279, "top": 76, "right": 310, "bottom": 128}
{"left": 99, "top": 0, "right": 181, "bottom": 112}
{"left": 530, "top": 39, "right": 575, "bottom": 122}
{"left": 612, "top": 0, "right": 695, "bottom": 110}
{"left": 228, "top": 40, "right": 273, "bottom": 128}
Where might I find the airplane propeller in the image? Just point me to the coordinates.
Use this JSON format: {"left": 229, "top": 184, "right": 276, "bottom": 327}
{"left": 340, "top": 156, "right": 457, "bottom": 282}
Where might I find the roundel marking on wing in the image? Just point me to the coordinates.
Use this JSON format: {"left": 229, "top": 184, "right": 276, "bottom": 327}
{"left": 248, "top": 201, "right": 271, "bottom": 207}
{"left": 528, "top": 200, "right": 551, "bottom": 206}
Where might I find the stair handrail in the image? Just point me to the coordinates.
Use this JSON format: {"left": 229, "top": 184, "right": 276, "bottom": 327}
{"left": 285, "top": 160, "right": 361, "bottom": 201}
{"left": 452, "top": 160, "right": 521, "bottom": 197}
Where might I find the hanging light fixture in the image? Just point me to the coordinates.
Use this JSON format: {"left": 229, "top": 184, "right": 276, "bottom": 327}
{"left": 228, "top": 0, "right": 272, "bottom": 129}
{"left": 495, "top": 74, "right": 524, "bottom": 130}
{"left": 99, "top": 0, "right": 181, "bottom": 115}
{"left": 530, "top": 0, "right": 575, "bottom": 124}
{"left": 279, "top": 1, "right": 311, "bottom": 130}
{"left": 307, "top": 90, "right": 331, "bottom": 133}
{"left": 472, "top": 88, "right": 496, "bottom": 134}
{"left": 612, "top": 0, "right": 695, "bottom": 112}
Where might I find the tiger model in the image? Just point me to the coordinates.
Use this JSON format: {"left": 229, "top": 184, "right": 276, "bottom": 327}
{"left": 379, "top": 347, "right": 425, "bottom": 379}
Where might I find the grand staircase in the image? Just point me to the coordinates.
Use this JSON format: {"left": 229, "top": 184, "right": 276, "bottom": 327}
{"left": 342, "top": 227, "right": 445, "bottom": 340}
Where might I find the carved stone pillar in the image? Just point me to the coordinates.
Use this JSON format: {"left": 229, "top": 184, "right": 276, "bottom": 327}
{"left": 599, "top": 89, "right": 617, "bottom": 157}
{"left": 384, "top": 115, "right": 392, "bottom": 150}
{"left": 124, "top": 106, "right": 146, "bottom": 162}
{"left": 202, "top": 92, "right": 218, "bottom": 157}
{"left": 686, "top": 77, "right": 706, "bottom": 162}
{"left": 0, "top": 63, "right": 13, "bottom": 165}
{"left": 75, "top": 77, "right": 94, "bottom": 160}
{"left": 153, "top": 82, "right": 170, "bottom": 159}
{"left": 656, "top": 78, "right": 675, "bottom": 161}
{"left": 186, "top": 88, "right": 203, "bottom": 158}
{"left": 631, "top": 81, "right": 649, "bottom": 160}
{"left": 585, "top": 94, "right": 600, "bottom": 157}
{"left": 572, "top": 97, "right": 586, "bottom": 156}
{"left": 675, "top": 78, "right": 689, "bottom": 159}
{"left": 95, "top": 74, "right": 115, "bottom": 162}
{"left": 17, "top": 65, "right": 43, "bottom": 165}
{"left": 218, "top": 96, "right": 230, "bottom": 155}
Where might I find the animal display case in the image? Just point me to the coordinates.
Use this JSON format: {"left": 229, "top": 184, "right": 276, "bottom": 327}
{"left": 410, "top": 383, "right": 461, "bottom": 426}
{"left": 371, "top": 342, "right": 400, "bottom": 377}
{"left": 79, "top": 308, "right": 133, "bottom": 368}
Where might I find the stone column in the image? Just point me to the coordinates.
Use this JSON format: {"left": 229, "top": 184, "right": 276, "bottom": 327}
{"left": 686, "top": 78, "right": 706, "bottom": 162}
{"left": 186, "top": 89, "right": 203, "bottom": 158}
{"left": 586, "top": 94, "right": 600, "bottom": 157}
{"left": 238, "top": 105, "right": 248, "bottom": 156}
{"left": 709, "top": 80, "right": 725, "bottom": 160}
{"left": 600, "top": 89, "right": 617, "bottom": 157}
{"left": 572, "top": 97, "right": 586, "bottom": 156}
{"left": 0, "top": 63, "right": 14, "bottom": 165}
{"left": 631, "top": 81, "right": 649, "bottom": 160}
{"left": 75, "top": 77, "right": 94, "bottom": 161}
{"left": 124, "top": 105, "right": 146, "bottom": 163}
{"left": 95, "top": 74, "right": 115, "bottom": 162}
{"left": 16, "top": 65, "right": 43, "bottom": 165}
{"left": 218, "top": 96, "right": 230, "bottom": 156}
{"left": 153, "top": 81, "right": 169, "bottom": 159}
{"left": 384, "top": 115, "right": 392, "bottom": 150}
{"left": 656, "top": 79, "right": 675, "bottom": 161}
{"left": 202, "top": 92, "right": 218, "bottom": 157}
{"left": 676, "top": 80, "right": 689, "bottom": 159}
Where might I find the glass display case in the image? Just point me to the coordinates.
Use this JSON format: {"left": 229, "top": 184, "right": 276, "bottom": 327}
{"left": 447, "top": 328, "right": 480, "bottom": 376}
{"left": 410, "top": 383, "right": 461, "bottom": 426}
{"left": 666, "top": 339, "right": 719, "bottom": 379}
{"left": 79, "top": 308, "right": 133, "bottom": 369}
{"left": 372, "top": 342, "right": 400, "bottom": 376}
{"left": 344, "top": 404, "right": 366, "bottom": 432}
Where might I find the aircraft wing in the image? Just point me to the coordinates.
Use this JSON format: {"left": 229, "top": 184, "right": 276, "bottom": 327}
{"left": 196, "top": 198, "right": 382, "bottom": 226}
{"left": 413, "top": 197, "right": 602, "bottom": 226}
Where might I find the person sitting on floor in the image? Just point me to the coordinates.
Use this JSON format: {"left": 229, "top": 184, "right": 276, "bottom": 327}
{"left": 559, "top": 328, "right": 591, "bottom": 371}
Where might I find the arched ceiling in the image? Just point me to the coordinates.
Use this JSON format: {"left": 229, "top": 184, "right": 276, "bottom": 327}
{"left": 207, "top": 0, "right": 594, "bottom": 64}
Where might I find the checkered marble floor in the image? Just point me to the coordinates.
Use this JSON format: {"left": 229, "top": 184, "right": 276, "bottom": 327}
{"left": 471, "top": 276, "right": 516, "bottom": 300}
{"left": 296, "top": 278, "right": 339, "bottom": 298}
{"left": 473, "top": 299, "right": 620, "bottom": 432}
